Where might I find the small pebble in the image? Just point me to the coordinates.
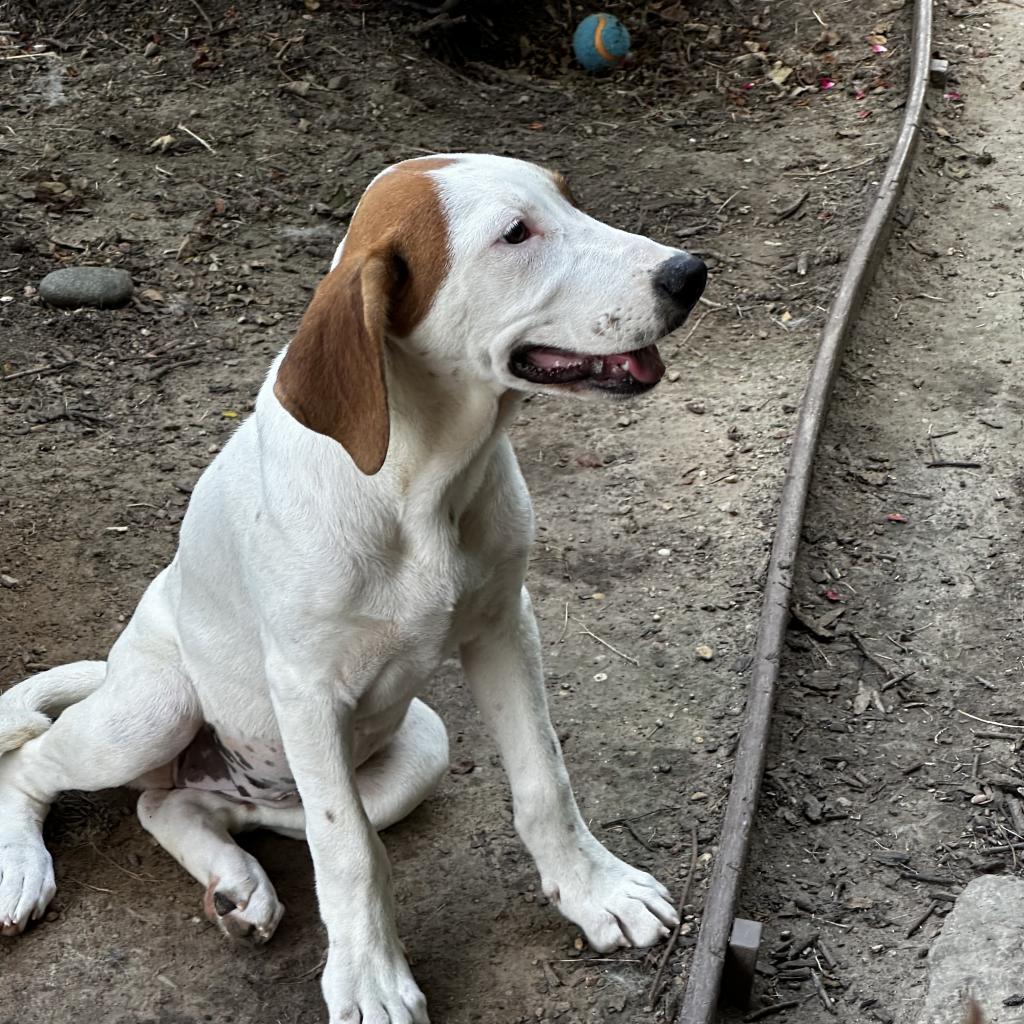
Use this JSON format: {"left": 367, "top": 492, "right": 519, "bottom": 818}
{"left": 657, "top": 547, "right": 672, "bottom": 557}
{"left": 667, "top": 370, "right": 681, "bottom": 382}
{"left": 39, "top": 267, "right": 134, "bottom": 310}
{"left": 593, "top": 672, "right": 608, "bottom": 682}
{"left": 695, "top": 645, "right": 714, "bottom": 661}
{"left": 691, "top": 791, "right": 708, "bottom": 801}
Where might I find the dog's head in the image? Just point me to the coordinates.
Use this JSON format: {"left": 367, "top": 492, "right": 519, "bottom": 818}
{"left": 274, "top": 154, "right": 707, "bottom": 473}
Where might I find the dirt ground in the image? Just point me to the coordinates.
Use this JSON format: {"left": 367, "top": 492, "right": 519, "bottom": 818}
{"left": 0, "top": 1, "right": 1020, "bottom": 1022}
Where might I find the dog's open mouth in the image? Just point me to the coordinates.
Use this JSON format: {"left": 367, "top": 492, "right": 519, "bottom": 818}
{"left": 509, "top": 344, "right": 665, "bottom": 394}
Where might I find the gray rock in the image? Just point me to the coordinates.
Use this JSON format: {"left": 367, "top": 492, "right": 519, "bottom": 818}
{"left": 915, "top": 875, "right": 1024, "bottom": 1024}
{"left": 39, "top": 267, "right": 134, "bottom": 309}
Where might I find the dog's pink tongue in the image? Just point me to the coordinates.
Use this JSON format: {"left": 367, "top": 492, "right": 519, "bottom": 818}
{"left": 607, "top": 345, "right": 665, "bottom": 384}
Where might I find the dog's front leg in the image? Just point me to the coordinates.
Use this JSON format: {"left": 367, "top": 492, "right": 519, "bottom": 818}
{"left": 268, "top": 666, "right": 429, "bottom": 1024}
{"left": 461, "top": 587, "right": 679, "bottom": 952}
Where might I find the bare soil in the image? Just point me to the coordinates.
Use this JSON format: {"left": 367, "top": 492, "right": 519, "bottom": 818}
{"left": 0, "top": 2, "right": 1019, "bottom": 1023}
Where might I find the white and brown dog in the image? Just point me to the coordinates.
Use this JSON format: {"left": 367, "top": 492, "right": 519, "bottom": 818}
{"left": 0, "top": 154, "right": 706, "bottom": 1022}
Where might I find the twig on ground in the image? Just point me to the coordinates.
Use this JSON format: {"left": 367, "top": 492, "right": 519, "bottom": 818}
{"left": 65, "top": 876, "right": 117, "bottom": 894}
{"left": 810, "top": 970, "right": 836, "bottom": 1014}
{"left": 681, "top": 306, "right": 718, "bottom": 344}
{"left": 905, "top": 900, "right": 940, "bottom": 938}
{"left": 851, "top": 633, "right": 896, "bottom": 678}
{"left": 645, "top": 824, "right": 699, "bottom": 1010}
{"left": 187, "top": 0, "right": 215, "bottom": 32}
{"left": 715, "top": 190, "right": 740, "bottom": 215}
{"left": 602, "top": 818, "right": 653, "bottom": 852}
{"left": 1, "top": 360, "right": 75, "bottom": 382}
{"left": 957, "top": 710, "right": 1024, "bottom": 731}
{"left": 88, "top": 842, "right": 158, "bottom": 883}
{"left": 52, "top": 0, "right": 88, "bottom": 35}
{"left": 571, "top": 617, "right": 639, "bottom": 666}
{"left": 274, "top": 956, "right": 327, "bottom": 984}
{"left": 177, "top": 123, "right": 216, "bottom": 154}
{"left": 411, "top": 12, "right": 468, "bottom": 34}
{"left": 784, "top": 156, "right": 876, "bottom": 178}
{"left": 744, "top": 1002, "right": 801, "bottom": 1022}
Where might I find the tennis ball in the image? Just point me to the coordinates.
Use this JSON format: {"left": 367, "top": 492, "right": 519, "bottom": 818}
{"left": 572, "top": 13, "right": 630, "bottom": 73}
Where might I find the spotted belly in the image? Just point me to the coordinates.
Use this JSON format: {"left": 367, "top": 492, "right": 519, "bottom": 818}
{"left": 174, "top": 724, "right": 300, "bottom": 806}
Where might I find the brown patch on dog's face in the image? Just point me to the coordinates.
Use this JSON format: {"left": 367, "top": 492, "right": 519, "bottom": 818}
{"left": 274, "top": 157, "right": 454, "bottom": 473}
{"left": 547, "top": 169, "right": 580, "bottom": 209}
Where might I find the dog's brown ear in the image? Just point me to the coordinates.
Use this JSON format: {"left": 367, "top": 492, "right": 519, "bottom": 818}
{"left": 274, "top": 254, "right": 393, "bottom": 475}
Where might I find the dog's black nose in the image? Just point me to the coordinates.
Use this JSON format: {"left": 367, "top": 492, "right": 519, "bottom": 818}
{"left": 653, "top": 253, "right": 707, "bottom": 310}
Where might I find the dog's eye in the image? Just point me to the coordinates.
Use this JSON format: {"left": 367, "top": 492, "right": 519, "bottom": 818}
{"left": 502, "top": 220, "right": 530, "bottom": 245}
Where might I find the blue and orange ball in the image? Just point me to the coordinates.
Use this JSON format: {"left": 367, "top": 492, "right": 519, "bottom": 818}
{"left": 572, "top": 13, "right": 631, "bottom": 73}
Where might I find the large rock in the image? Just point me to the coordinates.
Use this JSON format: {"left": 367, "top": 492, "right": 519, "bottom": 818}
{"left": 916, "top": 875, "right": 1024, "bottom": 1024}
{"left": 39, "top": 266, "right": 134, "bottom": 309}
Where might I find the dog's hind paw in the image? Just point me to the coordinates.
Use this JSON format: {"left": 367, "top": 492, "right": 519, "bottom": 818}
{"left": 0, "top": 829, "right": 56, "bottom": 936}
{"left": 202, "top": 859, "right": 284, "bottom": 944}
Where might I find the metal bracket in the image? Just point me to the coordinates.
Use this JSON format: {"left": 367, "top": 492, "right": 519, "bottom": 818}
{"left": 721, "top": 918, "right": 762, "bottom": 1008}
{"left": 929, "top": 58, "right": 949, "bottom": 88}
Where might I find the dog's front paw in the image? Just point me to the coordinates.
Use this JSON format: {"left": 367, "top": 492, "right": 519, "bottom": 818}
{"left": 543, "top": 849, "right": 678, "bottom": 952}
{"left": 323, "top": 943, "right": 429, "bottom": 1024}
{"left": 0, "top": 828, "right": 55, "bottom": 936}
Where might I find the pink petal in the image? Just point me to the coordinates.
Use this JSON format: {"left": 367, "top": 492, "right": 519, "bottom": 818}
{"left": 871, "top": 43, "right": 887, "bottom": 53}
{"left": 819, "top": 76, "right": 836, "bottom": 89}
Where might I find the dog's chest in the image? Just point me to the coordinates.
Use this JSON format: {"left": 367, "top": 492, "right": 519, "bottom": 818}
{"left": 360, "top": 538, "right": 491, "bottom": 667}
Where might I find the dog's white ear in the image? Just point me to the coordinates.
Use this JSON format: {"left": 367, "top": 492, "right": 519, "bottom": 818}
{"left": 274, "top": 253, "right": 393, "bottom": 475}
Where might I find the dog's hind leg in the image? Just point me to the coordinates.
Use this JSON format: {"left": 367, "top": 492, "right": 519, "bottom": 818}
{"left": 351, "top": 696, "right": 450, "bottom": 832}
{"left": 0, "top": 597, "right": 201, "bottom": 935}
{"left": 137, "top": 788, "right": 295, "bottom": 944}
{"left": 136, "top": 698, "right": 448, "bottom": 944}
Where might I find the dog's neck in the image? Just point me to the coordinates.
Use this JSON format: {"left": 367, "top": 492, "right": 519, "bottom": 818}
{"left": 382, "top": 347, "right": 523, "bottom": 514}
